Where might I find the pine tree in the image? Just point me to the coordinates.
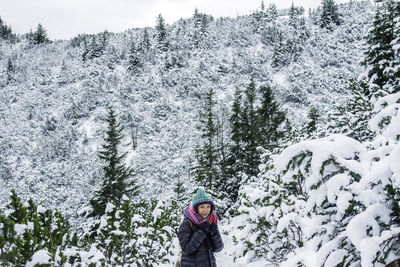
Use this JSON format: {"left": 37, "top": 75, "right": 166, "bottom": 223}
{"left": 141, "top": 27, "right": 151, "bottom": 51}
{"left": 228, "top": 87, "right": 245, "bottom": 176}
{"left": 6, "top": 58, "right": 15, "bottom": 83}
{"left": 194, "top": 88, "right": 218, "bottom": 190}
{"left": 0, "top": 16, "right": 13, "bottom": 41}
{"left": 267, "top": 3, "right": 278, "bottom": 22}
{"left": 155, "top": 14, "right": 169, "bottom": 52}
{"left": 241, "top": 79, "right": 260, "bottom": 177}
{"left": 327, "top": 80, "right": 375, "bottom": 142}
{"left": 128, "top": 40, "right": 142, "bottom": 73}
{"left": 0, "top": 190, "right": 79, "bottom": 266}
{"left": 306, "top": 106, "right": 320, "bottom": 135}
{"left": 271, "top": 32, "right": 288, "bottom": 68}
{"left": 31, "top": 23, "right": 50, "bottom": 45}
{"left": 138, "top": 199, "right": 175, "bottom": 266}
{"left": 89, "top": 108, "right": 139, "bottom": 218}
{"left": 363, "top": 0, "right": 400, "bottom": 96}
{"left": 256, "top": 84, "right": 286, "bottom": 151}
{"left": 320, "top": 0, "right": 340, "bottom": 30}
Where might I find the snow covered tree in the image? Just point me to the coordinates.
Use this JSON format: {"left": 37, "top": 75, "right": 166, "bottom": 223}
{"left": 6, "top": 58, "right": 15, "bottom": 84}
{"left": 306, "top": 106, "right": 320, "bottom": 135}
{"left": 194, "top": 88, "right": 219, "bottom": 191}
{"left": 155, "top": 14, "right": 169, "bottom": 52}
{"left": 241, "top": 79, "right": 260, "bottom": 178}
{"left": 141, "top": 27, "right": 151, "bottom": 52}
{"left": 128, "top": 40, "right": 142, "bottom": 73}
{"left": 89, "top": 196, "right": 175, "bottom": 266}
{"left": 91, "top": 197, "right": 142, "bottom": 265}
{"left": 271, "top": 32, "right": 288, "bottom": 68}
{"left": 137, "top": 199, "right": 175, "bottom": 266}
{"left": 256, "top": 84, "right": 286, "bottom": 152}
{"left": 320, "top": 0, "right": 341, "bottom": 30}
{"left": 30, "top": 23, "right": 50, "bottom": 45}
{"left": 327, "top": 80, "right": 375, "bottom": 142}
{"left": 363, "top": 0, "right": 400, "bottom": 97}
{"left": 225, "top": 87, "right": 246, "bottom": 202}
{"left": 0, "top": 190, "right": 80, "bottom": 266}
{"left": 89, "top": 108, "right": 139, "bottom": 218}
{"left": 0, "top": 17, "right": 14, "bottom": 41}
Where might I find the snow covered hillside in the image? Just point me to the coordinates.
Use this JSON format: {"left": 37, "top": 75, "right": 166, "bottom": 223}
{"left": 3, "top": 0, "right": 397, "bottom": 266}
{"left": 0, "top": 1, "right": 373, "bottom": 219}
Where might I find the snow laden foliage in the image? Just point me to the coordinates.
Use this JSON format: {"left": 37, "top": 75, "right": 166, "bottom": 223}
{"left": 232, "top": 90, "right": 400, "bottom": 266}
{"left": 0, "top": 192, "right": 176, "bottom": 266}
{"left": 82, "top": 197, "right": 176, "bottom": 266}
{"left": 230, "top": 1, "right": 400, "bottom": 263}
{"left": 0, "top": 190, "right": 82, "bottom": 266}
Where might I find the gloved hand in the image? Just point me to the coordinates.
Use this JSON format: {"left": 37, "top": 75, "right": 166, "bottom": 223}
{"left": 210, "top": 223, "right": 218, "bottom": 235}
{"left": 200, "top": 222, "right": 211, "bottom": 233}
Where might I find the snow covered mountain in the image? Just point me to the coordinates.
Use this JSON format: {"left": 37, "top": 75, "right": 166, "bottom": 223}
{"left": 4, "top": 1, "right": 397, "bottom": 266}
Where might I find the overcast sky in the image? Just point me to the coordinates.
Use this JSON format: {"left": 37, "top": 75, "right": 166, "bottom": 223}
{"left": 1, "top": 0, "right": 350, "bottom": 40}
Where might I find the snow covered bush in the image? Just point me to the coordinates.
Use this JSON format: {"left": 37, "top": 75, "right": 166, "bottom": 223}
{"left": 232, "top": 90, "right": 400, "bottom": 266}
{"left": 0, "top": 190, "right": 80, "bottom": 266}
{"left": 84, "top": 196, "right": 175, "bottom": 266}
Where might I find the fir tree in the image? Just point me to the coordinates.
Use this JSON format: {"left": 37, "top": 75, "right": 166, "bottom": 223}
{"left": 241, "top": 79, "right": 260, "bottom": 177}
{"left": 0, "top": 190, "right": 79, "bottom": 265}
{"left": 327, "top": 80, "right": 375, "bottom": 142}
{"left": 363, "top": 0, "right": 400, "bottom": 96}
{"left": 306, "top": 106, "right": 320, "bottom": 135}
{"left": 89, "top": 108, "right": 139, "bottom": 218}
{"left": 141, "top": 27, "right": 151, "bottom": 51}
{"left": 155, "top": 14, "right": 169, "bottom": 52}
{"left": 228, "top": 87, "right": 245, "bottom": 176}
{"left": 6, "top": 58, "right": 15, "bottom": 83}
{"left": 0, "top": 17, "right": 13, "bottom": 41}
{"left": 320, "top": 0, "right": 341, "bottom": 30}
{"left": 267, "top": 3, "right": 278, "bottom": 22}
{"left": 128, "top": 40, "right": 142, "bottom": 73}
{"left": 272, "top": 32, "right": 288, "bottom": 68}
{"left": 256, "top": 84, "right": 286, "bottom": 152}
{"left": 194, "top": 88, "right": 218, "bottom": 191}
{"left": 31, "top": 23, "right": 50, "bottom": 45}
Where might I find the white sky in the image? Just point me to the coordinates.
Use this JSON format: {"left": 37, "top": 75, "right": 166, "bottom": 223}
{"left": 1, "top": 0, "right": 350, "bottom": 40}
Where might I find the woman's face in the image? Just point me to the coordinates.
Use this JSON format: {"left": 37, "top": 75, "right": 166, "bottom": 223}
{"left": 197, "top": 204, "right": 212, "bottom": 218}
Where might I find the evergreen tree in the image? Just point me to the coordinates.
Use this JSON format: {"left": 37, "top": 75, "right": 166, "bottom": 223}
{"left": 227, "top": 87, "right": 245, "bottom": 180}
{"left": 241, "top": 79, "right": 260, "bottom": 177}
{"left": 306, "top": 106, "right": 320, "bottom": 135}
{"left": 89, "top": 108, "right": 139, "bottom": 218}
{"left": 256, "top": 84, "right": 286, "bottom": 151}
{"left": 0, "top": 190, "right": 79, "bottom": 265}
{"left": 363, "top": 0, "right": 400, "bottom": 96}
{"left": 320, "top": 0, "right": 340, "bottom": 30}
{"left": 327, "top": 80, "right": 375, "bottom": 142}
{"left": 128, "top": 40, "right": 142, "bottom": 73}
{"left": 141, "top": 27, "right": 151, "bottom": 51}
{"left": 271, "top": 32, "right": 288, "bottom": 68}
{"left": 6, "top": 58, "right": 15, "bottom": 83}
{"left": 155, "top": 14, "right": 169, "bottom": 52}
{"left": 31, "top": 23, "right": 50, "bottom": 45}
{"left": 0, "top": 17, "right": 13, "bottom": 41}
{"left": 267, "top": 3, "right": 278, "bottom": 22}
{"left": 194, "top": 88, "right": 218, "bottom": 191}
{"left": 82, "top": 35, "right": 104, "bottom": 61}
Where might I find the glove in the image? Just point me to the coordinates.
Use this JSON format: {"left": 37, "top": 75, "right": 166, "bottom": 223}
{"left": 210, "top": 223, "right": 218, "bottom": 235}
{"left": 200, "top": 222, "right": 211, "bottom": 233}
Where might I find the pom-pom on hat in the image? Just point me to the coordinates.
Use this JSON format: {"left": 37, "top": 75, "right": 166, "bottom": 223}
{"left": 192, "top": 188, "right": 215, "bottom": 213}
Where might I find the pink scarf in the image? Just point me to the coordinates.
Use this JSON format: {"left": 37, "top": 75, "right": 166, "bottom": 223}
{"left": 183, "top": 205, "right": 218, "bottom": 225}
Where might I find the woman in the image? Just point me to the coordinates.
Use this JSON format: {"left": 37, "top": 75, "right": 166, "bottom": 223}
{"left": 177, "top": 188, "right": 224, "bottom": 267}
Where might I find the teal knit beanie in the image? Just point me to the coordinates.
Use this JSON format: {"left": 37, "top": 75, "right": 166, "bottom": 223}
{"left": 192, "top": 188, "right": 215, "bottom": 212}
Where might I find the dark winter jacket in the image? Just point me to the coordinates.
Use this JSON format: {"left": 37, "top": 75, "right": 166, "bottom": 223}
{"left": 177, "top": 219, "right": 224, "bottom": 267}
